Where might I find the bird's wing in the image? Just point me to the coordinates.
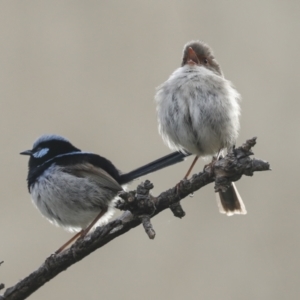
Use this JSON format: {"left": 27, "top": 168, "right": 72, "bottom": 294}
{"left": 64, "top": 163, "right": 123, "bottom": 193}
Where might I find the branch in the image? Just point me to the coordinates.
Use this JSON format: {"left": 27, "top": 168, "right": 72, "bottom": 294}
{"left": 0, "top": 137, "right": 270, "bottom": 300}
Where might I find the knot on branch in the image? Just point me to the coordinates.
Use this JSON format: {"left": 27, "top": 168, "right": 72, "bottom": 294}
{"left": 116, "top": 180, "right": 157, "bottom": 239}
{"left": 117, "top": 180, "right": 156, "bottom": 216}
{"left": 213, "top": 137, "right": 270, "bottom": 192}
{"left": 169, "top": 201, "right": 186, "bottom": 218}
{"left": 140, "top": 215, "right": 156, "bottom": 239}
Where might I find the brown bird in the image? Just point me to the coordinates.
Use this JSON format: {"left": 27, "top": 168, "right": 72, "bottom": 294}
{"left": 155, "top": 40, "right": 246, "bottom": 215}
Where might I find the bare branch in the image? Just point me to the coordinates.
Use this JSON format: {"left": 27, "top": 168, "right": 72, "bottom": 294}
{"left": 0, "top": 137, "right": 270, "bottom": 300}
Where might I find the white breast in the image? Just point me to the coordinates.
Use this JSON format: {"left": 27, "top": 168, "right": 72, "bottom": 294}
{"left": 30, "top": 165, "right": 118, "bottom": 232}
{"left": 155, "top": 65, "right": 240, "bottom": 157}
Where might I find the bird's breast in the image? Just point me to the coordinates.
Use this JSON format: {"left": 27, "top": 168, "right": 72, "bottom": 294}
{"left": 156, "top": 66, "right": 240, "bottom": 156}
{"left": 29, "top": 164, "right": 117, "bottom": 231}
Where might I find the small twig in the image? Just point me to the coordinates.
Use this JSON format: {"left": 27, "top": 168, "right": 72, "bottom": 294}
{"left": 169, "top": 202, "right": 186, "bottom": 218}
{"left": 140, "top": 215, "right": 156, "bottom": 239}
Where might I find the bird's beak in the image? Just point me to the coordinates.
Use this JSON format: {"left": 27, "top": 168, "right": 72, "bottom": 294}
{"left": 187, "top": 47, "right": 200, "bottom": 65}
{"left": 20, "top": 150, "right": 32, "bottom": 156}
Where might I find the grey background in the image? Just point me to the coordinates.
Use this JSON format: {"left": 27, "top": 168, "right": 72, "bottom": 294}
{"left": 0, "top": 1, "right": 299, "bottom": 299}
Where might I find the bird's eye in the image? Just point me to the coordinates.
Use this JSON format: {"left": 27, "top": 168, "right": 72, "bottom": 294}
{"left": 33, "top": 147, "right": 49, "bottom": 158}
{"left": 204, "top": 58, "right": 208, "bottom": 65}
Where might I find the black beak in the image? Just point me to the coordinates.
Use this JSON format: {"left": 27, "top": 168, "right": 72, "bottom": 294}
{"left": 20, "top": 150, "right": 32, "bottom": 156}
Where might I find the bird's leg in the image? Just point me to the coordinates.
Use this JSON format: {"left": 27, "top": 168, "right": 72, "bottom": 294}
{"left": 216, "top": 150, "right": 222, "bottom": 161}
{"left": 176, "top": 155, "right": 199, "bottom": 194}
{"left": 55, "top": 230, "right": 83, "bottom": 254}
{"left": 55, "top": 208, "right": 108, "bottom": 254}
{"left": 203, "top": 150, "right": 223, "bottom": 173}
{"left": 183, "top": 155, "right": 199, "bottom": 179}
{"left": 80, "top": 208, "right": 108, "bottom": 238}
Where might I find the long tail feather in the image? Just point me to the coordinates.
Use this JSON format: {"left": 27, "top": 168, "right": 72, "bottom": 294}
{"left": 216, "top": 182, "right": 247, "bottom": 216}
{"left": 119, "top": 152, "right": 190, "bottom": 185}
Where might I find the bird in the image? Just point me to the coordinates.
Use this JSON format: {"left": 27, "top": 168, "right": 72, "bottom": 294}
{"left": 20, "top": 134, "right": 188, "bottom": 252}
{"left": 155, "top": 40, "right": 246, "bottom": 216}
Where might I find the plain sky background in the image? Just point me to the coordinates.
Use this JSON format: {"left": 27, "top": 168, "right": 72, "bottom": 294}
{"left": 1, "top": 1, "right": 299, "bottom": 299}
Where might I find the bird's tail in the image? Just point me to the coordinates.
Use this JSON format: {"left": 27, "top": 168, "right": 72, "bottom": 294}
{"left": 119, "top": 151, "right": 190, "bottom": 185}
{"left": 216, "top": 182, "right": 247, "bottom": 216}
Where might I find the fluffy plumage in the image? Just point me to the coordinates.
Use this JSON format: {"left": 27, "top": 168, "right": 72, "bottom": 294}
{"left": 21, "top": 134, "right": 188, "bottom": 232}
{"left": 155, "top": 41, "right": 246, "bottom": 215}
{"left": 156, "top": 65, "right": 240, "bottom": 157}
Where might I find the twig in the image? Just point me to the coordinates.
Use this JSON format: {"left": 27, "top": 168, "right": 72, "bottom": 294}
{"left": 169, "top": 202, "right": 186, "bottom": 218}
